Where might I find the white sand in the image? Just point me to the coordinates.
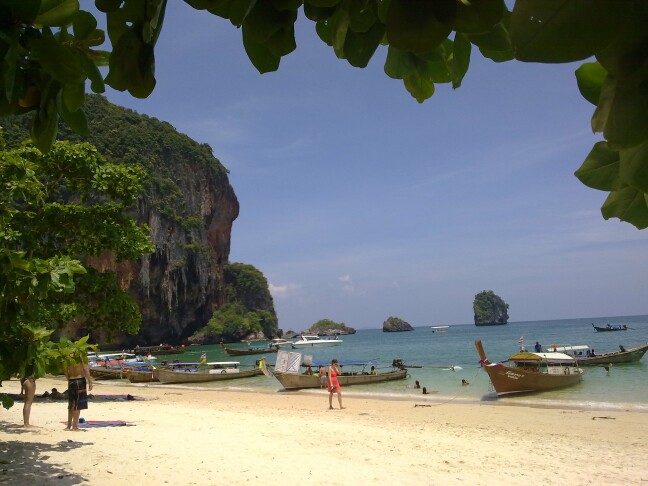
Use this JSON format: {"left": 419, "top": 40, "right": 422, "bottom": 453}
{"left": 1, "top": 377, "right": 647, "bottom": 485}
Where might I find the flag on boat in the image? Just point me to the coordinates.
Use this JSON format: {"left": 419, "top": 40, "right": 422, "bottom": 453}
{"left": 519, "top": 336, "right": 525, "bottom": 351}
{"left": 200, "top": 353, "right": 207, "bottom": 364}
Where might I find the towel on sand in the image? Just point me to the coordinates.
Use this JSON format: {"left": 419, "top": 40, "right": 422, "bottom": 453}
{"left": 61, "top": 420, "right": 135, "bottom": 428}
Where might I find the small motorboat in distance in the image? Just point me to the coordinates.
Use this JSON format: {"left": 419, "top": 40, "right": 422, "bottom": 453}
{"left": 291, "top": 334, "right": 343, "bottom": 348}
{"left": 592, "top": 323, "right": 629, "bottom": 332}
{"left": 549, "top": 343, "right": 648, "bottom": 365}
{"left": 431, "top": 326, "right": 449, "bottom": 333}
{"left": 475, "top": 340, "right": 583, "bottom": 396}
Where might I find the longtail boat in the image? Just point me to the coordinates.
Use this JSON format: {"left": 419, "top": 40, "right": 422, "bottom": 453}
{"left": 155, "top": 361, "right": 264, "bottom": 384}
{"left": 592, "top": 323, "right": 629, "bottom": 332}
{"left": 224, "top": 346, "right": 277, "bottom": 356}
{"left": 475, "top": 340, "right": 583, "bottom": 396}
{"left": 126, "top": 368, "right": 159, "bottom": 383}
{"left": 89, "top": 366, "right": 126, "bottom": 380}
{"left": 272, "top": 358, "right": 407, "bottom": 390}
{"left": 549, "top": 343, "right": 648, "bottom": 365}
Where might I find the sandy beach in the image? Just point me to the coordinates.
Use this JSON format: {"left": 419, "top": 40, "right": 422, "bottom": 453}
{"left": 1, "top": 377, "right": 647, "bottom": 485}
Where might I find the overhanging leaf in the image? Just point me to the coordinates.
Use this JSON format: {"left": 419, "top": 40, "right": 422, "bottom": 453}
{"left": 575, "top": 62, "right": 607, "bottom": 106}
{"left": 35, "top": 0, "right": 80, "bottom": 27}
{"left": 30, "top": 37, "right": 86, "bottom": 85}
{"left": 604, "top": 78, "right": 648, "bottom": 150}
{"left": 601, "top": 185, "right": 648, "bottom": 230}
{"left": 386, "top": 0, "right": 456, "bottom": 54}
{"left": 344, "top": 21, "right": 384, "bottom": 67}
{"left": 511, "top": 0, "right": 633, "bottom": 63}
{"left": 384, "top": 46, "right": 417, "bottom": 79}
{"left": 619, "top": 142, "right": 648, "bottom": 193}
{"left": 452, "top": 33, "right": 471, "bottom": 89}
{"left": 242, "top": 25, "right": 281, "bottom": 73}
{"left": 403, "top": 71, "right": 435, "bottom": 103}
{"left": 454, "top": 0, "right": 505, "bottom": 34}
{"left": 574, "top": 141, "right": 622, "bottom": 191}
{"left": 73, "top": 10, "right": 97, "bottom": 40}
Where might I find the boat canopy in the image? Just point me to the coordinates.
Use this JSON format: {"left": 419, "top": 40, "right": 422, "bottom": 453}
{"left": 306, "top": 359, "right": 379, "bottom": 367}
{"left": 166, "top": 361, "right": 240, "bottom": 367}
{"left": 509, "top": 351, "right": 576, "bottom": 362}
{"left": 551, "top": 345, "right": 589, "bottom": 353}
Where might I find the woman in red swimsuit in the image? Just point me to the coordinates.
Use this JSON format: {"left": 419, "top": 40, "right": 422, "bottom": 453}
{"left": 328, "top": 359, "right": 345, "bottom": 410}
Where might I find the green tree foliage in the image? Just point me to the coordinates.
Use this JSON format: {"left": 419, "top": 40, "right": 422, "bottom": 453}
{"left": 473, "top": 290, "right": 509, "bottom": 324}
{"left": 193, "top": 262, "right": 278, "bottom": 342}
{"left": 189, "top": 262, "right": 278, "bottom": 343}
{"left": 194, "top": 302, "right": 272, "bottom": 342}
{"left": 309, "top": 319, "right": 348, "bottom": 331}
{"left": 0, "top": 136, "right": 153, "bottom": 391}
{"left": 0, "top": 1, "right": 646, "bottom": 225}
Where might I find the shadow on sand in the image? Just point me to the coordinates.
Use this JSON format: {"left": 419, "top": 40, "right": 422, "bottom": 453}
{"left": 0, "top": 421, "right": 90, "bottom": 485}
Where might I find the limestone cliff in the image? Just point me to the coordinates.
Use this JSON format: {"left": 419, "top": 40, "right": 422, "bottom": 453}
{"left": 473, "top": 290, "right": 509, "bottom": 326}
{"left": 2, "top": 95, "right": 276, "bottom": 345}
{"left": 382, "top": 316, "right": 414, "bottom": 332}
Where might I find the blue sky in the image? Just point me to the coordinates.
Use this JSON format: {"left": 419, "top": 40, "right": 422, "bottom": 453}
{"left": 102, "top": 3, "right": 647, "bottom": 331}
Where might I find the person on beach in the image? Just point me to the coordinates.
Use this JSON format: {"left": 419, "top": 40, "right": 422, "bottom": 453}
{"left": 462, "top": 379, "right": 469, "bottom": 386}
{"left": 422, "top": 387, "right": 430, "bottom": 395}
{"left": 64, "top": 356, "right": 93, "bottom": 431}
{"left": 20, "top": 374, "right": 36, "bottom": 428}
{"left": 534, "top": 341, "right": 542, "bottom": 352}
{"left": 318, "top": 365, "right": 327, "bottom": 389}
{"left": 328, "top": 359, "right": 344, "bottom": 410}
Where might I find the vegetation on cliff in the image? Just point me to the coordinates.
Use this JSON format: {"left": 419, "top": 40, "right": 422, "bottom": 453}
{"left": 1, "top": 95, "right": 252, "bottom": 347}
{"left": 306, "top": 319, "right": 355, "bottom": 335}
{"left": 190, "top": 263, "right": 278, "bottom": 343}
{"left": 0, "top": 136, "right": 153, "bottom": 399}
{"left": 473, "top": 290, "right": 509, "bottom": 325}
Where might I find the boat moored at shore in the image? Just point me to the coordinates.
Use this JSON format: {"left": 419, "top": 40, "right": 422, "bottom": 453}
{"left": 155, "top": 361, "right": 265, "bottom": 384}
{"left": 475, "top": 340, "right": 583, "bottom": 396}
{"left": 549, "top": 343, "right": 648, "bottom": 365}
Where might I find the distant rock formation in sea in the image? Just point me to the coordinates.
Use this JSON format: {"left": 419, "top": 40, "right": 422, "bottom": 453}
{"left": 473, "top": 290, "right": 509, "bottom": 326}
{"left": 382, "top": 316, "right": 414, "bottom": 332}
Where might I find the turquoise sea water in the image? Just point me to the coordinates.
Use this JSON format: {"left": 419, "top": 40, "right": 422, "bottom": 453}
{"left": 124, "top": 315, "right": 648, "bottom": 412}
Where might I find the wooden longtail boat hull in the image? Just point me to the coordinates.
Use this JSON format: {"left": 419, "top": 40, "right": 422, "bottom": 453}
{"left": 481, "top": 363, "right": 583, "bottom": 395}
{"left": 576, "top": 343, "right": 648, "bottom": 365}
{"left": 156, "top": 367, "right": 263, "bottom": 384}
{"left": 272, "top": 369, "right": 408, "bottom": 390}
{"left": 90, "top": 367, "right": 127, "bottom": 380}
{"left": 475, "top": 340, "right": 582, "bottom": 396}
{"left": 127, "top": 369, "right": 159, "bottom": 383}
{"left": 224, "top": 347, "right": 277, "bottom": 356}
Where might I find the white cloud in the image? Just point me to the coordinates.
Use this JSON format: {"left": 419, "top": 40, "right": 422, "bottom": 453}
{"left": 268, "top": 282, "right": 302, "bottom": 299}
{"left": 338, "top": 274, "right": 352, "bottom": 282}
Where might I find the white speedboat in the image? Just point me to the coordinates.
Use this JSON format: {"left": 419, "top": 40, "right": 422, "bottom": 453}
{"left": 291, "top": 334, "right": 342, "bottom": 348}
{"left": 431, "top": 326, "right": 449, "bottom": 333}
{"left": 269, "top": 338, "right": 295, "bottom": 349}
